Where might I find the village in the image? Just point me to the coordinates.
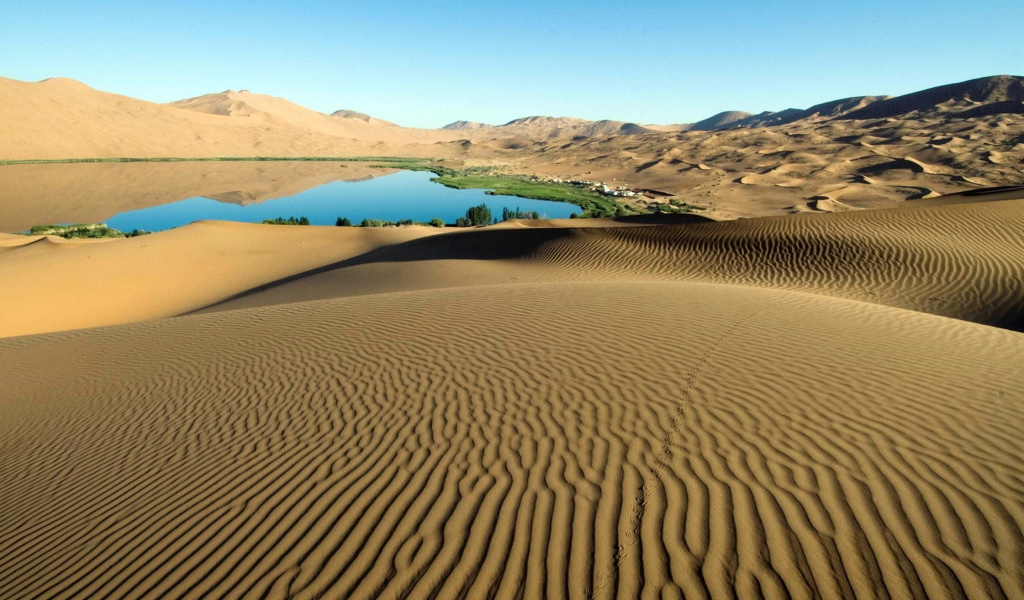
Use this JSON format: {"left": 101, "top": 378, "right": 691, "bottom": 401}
{"left": 550, "top": 177, "right": 641, "bottom": 198}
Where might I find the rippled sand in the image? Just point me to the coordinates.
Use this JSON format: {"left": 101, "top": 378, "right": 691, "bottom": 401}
{"left": 2, "top": 194, "right": 1023, "bottom": 599}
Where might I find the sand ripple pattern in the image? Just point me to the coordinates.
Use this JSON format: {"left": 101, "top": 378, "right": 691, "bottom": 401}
{"left": 205, "top": 198, "right": 1024, "bottom": 332}
{"left": 505, "top": 199, "right": 1024, "bottom": 330}
{"left": 2, "top": 282, "right": 1023, "bottom": 600}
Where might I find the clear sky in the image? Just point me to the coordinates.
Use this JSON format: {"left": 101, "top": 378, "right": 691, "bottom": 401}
{"left": 3, "top": 0, "right": 1022, "bottom": 128}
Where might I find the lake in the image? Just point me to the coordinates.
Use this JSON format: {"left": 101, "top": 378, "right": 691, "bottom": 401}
{"left": 0, "top": 162, "right": 579, "bottom": 233}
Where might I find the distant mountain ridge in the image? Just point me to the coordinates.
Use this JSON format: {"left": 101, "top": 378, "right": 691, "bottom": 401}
{"left": 170, "top": 74, "right": 1024, "bottom": 137}
{"left": 711, "top": 96, "right": 889, "bottom": 130}
{"left": 840, "top": 75, "right": 1024, "bottom": 120}
{"left": 442, "top": 120, "right": 491, "bottom": 131}
{"left": 0, "top": 77, "right": 456, "bottom": 160}
{"left": 1, "top": 74, "right": 1022, "bottom": 161}
{"left": 440, "top": 116, "right": 657, "bottom": 139}
{"left": 168, "top": 90, "right": 398, "bottom": 133}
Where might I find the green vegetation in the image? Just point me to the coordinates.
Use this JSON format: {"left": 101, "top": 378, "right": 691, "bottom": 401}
{"left": 262, "top": 216, "right": 310, "bottom": 225}
{"left": 502, "top": 207, "right": 541, "bottom": 221}
{"left": 352, "top": 217, "right": 444, "bottom": 228}
{"left": 455, "top": 203, "right": 493, "bottom": 227}
{"left": 653, "top": 199, "right": 707, "bottom": 214}
{"left": 428, "top": 167, "right": 621, "bottom": 218}
{"left": 27, "top": 223, "right": 150, "bottom": 238}
{"left": 336, "top": 217, "right": 352, "bottom": 227}
{"left": 366, "top": 158, "right": 438, "bottom": 170}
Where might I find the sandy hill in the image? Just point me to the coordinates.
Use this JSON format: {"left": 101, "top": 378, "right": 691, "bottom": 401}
{"left": 445, "top": 116, "right": 657, "bottom": 140}
{"left": 497, "top": 116, "right": 594, "bottom": 138}
{"left": 500, "top": 80, "right": 1024, "bottom": 218}
{"left": 800, "top": 94, "right": 889, "bottom": 118}
{"left": 441, "top": 120, "right": 492, "bottom": 130}
{"left": 330, "top": 109, "right": 396, "bottom": 126}
{"left": 842, "top": 75, "right": 1024, "bottom": 120}
{"left": 169, "top": 90, "right": 413, "bottom": 139}
{"left": 0, "top": 76, "right": 454, "bottom": 160}
{"left": 728, "top": 96, "right": 888, "bottom": 128}
{"left": 684, "top": 96, "right": 889, "bottom": 131}
{"left": 688, "top": 110, "right": 754, "bottom": 130}
{"left": 578, "top": 120, "right": 656, "bottom": 137}
{"left": 628, "top": 77, "right": 1017, "bottom": 135}
{"left": 2, "top": 191, "right": 1022, "bottom": 337}
{"left": 3, "top": 73, "right": 1023, "bottom": 217}
{"left": 643, "top": 123, "right": 690, "bottom": 133}
{"left": 1, "top": 194, "right": 1023, "bottom": 599}
{"left": 0, "top": 77, "right": 303, "bottom": 159}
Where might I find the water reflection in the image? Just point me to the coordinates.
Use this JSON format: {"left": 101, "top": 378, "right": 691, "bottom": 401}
{"left": 0, "top": 161, "right": 579, "bottom": 232}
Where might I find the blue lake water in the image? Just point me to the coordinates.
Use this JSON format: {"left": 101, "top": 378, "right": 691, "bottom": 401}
{"left": 105, "top": 170, "right": 580, "bottom": 231}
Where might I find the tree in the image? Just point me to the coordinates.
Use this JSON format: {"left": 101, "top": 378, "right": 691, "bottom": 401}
{"left": 429, "top": 218, "right": 445, "bottom": 227}
{"left": 459, "top": 203, "right": 492, "bottom": 227}
{"left": 336, "top": 217, "right": 352, "bottom": 226}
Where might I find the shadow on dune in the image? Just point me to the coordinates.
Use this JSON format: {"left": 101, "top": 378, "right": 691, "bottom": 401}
{"left": 611, "top": 213, "right": 713, "bottom": 225}
{"left": 197, "top": 226, "right": 606, "bottom": 310}
{"left": 198, "top": 214, "right": 717, "bottom": 311}
{"left": 194, "top": 205, "right": 1024, "bottom": 333}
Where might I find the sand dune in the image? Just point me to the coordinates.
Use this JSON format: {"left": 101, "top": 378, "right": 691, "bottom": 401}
{"left": 3, "top": 74, "right": 1024, "bottom": 600}
{"left": 169, "top": 91, "right": 416, "bottom": 139}
{"left": 443, "top": 116, "right": 660, "bottom": 140}
{"left": 4, "top": 74, "right": 1024, "bottom": 216}
{"left": 0, "top": 77, "right": 455, "bottom": 160}
{"left": 3, "top": 193, "right": 1021, "bottom": 339}
{"left": 2, "top": 278, "right": 1022, "bottom": 600}
{"left": 1, "top": 193, "right": 1023, "bottom": 599}
{"left": 0, "top": 222, "right": 446, "bottom": 337}
{"left": 198, "top": 195, "right": 1024, "bottom": 332}
{"left": 512, "top": 107, "right": 1024, "bottom": 217}
{"left": 842, "top": 75, "right": 1024, "bottom": 120}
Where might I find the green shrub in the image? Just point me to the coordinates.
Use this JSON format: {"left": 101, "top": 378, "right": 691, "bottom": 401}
{"left": 429, "top": 218, "right": 445, "bottom": 228}
{"left": 336, "top": 217, "right": 352, "bottom": 226}
{"left": 501, "top": 207, "right": 541, "bottom": 221}
{"left": 262, "top": 216, "right": 309, "bottom": 225}
{"left": 27, "top": 222, "right": 145, "bottom": 238}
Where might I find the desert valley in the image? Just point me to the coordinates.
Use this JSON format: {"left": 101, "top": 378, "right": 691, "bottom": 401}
{"left": 2, "top": 41, "right": 1024, "bottom": 600}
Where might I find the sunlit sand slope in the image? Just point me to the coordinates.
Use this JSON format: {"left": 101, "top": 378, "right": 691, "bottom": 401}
{"left": 1, "top": 282, "right": 1022, "bottom": 600}
{"left": 0, "top": 222, "right": 446, "bottom": 338}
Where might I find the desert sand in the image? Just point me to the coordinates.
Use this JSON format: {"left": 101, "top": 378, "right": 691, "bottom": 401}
{"left": 2, "top": 72, "right": 1024, "bottom": 600}
{"left": 2, "top": 189, "right": 1024, "bottom": 599}
{"left": 2, "top": 191, "right": 1021, "bottom": 339}
{"left": 3, "top": 75, "right": 1023, "bottom": 217}
{"left": 0, "top": 77, "right": 458, "bottom": 161}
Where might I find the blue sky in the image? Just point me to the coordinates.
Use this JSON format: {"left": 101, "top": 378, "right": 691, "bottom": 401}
{"left": 3, "top": 0, "right": 1022, "bottom": 128}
